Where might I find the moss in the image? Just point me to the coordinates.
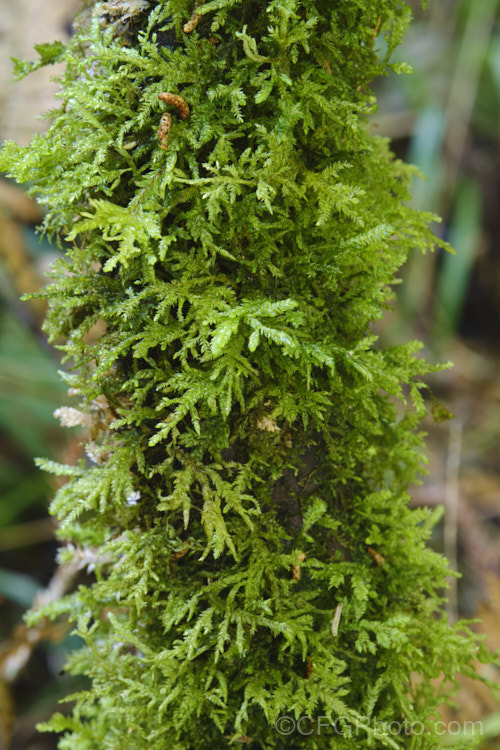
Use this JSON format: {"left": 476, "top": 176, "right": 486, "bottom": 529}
{"left": 0, "top": 1, "right": 493, "bottom": 747}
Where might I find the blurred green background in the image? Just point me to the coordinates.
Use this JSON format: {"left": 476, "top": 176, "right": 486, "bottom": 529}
{"left": 0, "top": 0, "right": 499, "bottom": 747}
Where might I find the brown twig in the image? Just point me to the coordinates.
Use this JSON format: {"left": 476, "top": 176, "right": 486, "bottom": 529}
{"left": 371, "top": 15, "right": 382, "bottom": 45}
{"left": 0, "top": 548, "right": 100, "bottom": 685}
{"left": 444, "top": 419, "right": 462, "bottom": 622}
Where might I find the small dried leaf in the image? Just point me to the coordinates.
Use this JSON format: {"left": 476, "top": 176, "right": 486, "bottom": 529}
{"left": 330, "top": 603, "right": 343, "bottom": 637}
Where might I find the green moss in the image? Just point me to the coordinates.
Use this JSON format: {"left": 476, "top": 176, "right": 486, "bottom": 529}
{"left": 0, "top": 1, "right": 493, "bottom": 747}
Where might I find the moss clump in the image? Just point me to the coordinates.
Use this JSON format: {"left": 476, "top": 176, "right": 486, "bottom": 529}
{"left": 1, "top": 1, "right": 493, "bottom": 747}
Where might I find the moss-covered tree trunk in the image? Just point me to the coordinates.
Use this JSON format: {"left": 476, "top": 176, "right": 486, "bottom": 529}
{"left": 0, "top": 1, "right": 491, "bottom": 747}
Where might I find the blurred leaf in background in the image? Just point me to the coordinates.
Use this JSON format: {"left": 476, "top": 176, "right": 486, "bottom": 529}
{"left": 373, "top": 0, "right": 500, "bottom": 349}
{"left": 0, "top": 177, "right": 78, "bottom": 750}
{"left": 373, "top": 2, "right": 500, "bottom": 747}
{"left": 0, "top": 2, "right": 83, "bottom": 747}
